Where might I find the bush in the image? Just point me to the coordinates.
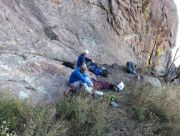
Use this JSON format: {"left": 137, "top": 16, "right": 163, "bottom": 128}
{"left": 130, "top": 84, "right": 180, "bottom": 135}
{"left": 0, "top": 95, "right": 106, "bottom": 136}
{"left": 1, "top": 84, "right": 180, "bottom": 136}
{"left": 0, "top": 98, "right": 68, "bottom": 136}
{"left": 0, "top": 99, "right": 26, "bottom": 134}
{"left": 22, "top": 106, "right": 55, "bottom": 136}
{"left": 56, "top": 96, "right": 107, "bottom": 136}
{"left": 135, "top": 107, "right": 147, "bottom": 122}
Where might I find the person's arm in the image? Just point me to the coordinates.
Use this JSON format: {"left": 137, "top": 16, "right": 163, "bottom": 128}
{"left": 76, "top": 70, "right": 93, "bottom": 85}
{"left": 85, "top": 57, "right": 91, "bottom": 62}
{"left": 85, "top": 57, "right": 94, "bottom": 63}
{"left": 81, "top": 55, "right": 86, "bottom": 65}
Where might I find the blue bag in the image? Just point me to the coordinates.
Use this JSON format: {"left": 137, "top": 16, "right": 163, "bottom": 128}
{"left": 86, "top": 60, "right": 108, "bottom": 77}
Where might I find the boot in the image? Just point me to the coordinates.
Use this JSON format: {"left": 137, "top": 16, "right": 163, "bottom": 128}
{"left": 64, "top": 89, "right": 75, "bottom": 97}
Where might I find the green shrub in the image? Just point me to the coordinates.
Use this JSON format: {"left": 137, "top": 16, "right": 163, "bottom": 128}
{"left": 56, "top": 98, "right": 76, "bottom": 120}
{"left": 129, "top": 84, "right": 180, "bottom": 135}
{"left": 1, "top": 84, "right": 180, "bottom": 136}
{"left": 0, "top": 98, "right": 68, "bottom": 136}
{"left": 147, "top": 103, "right": 168, "bottom": 123}
{"left": 135, "top": 107, "right": 147, "bottom": 122}
{"left": 56, "top": 96, "right": 106, "bottom": 136}
{"left": 0, "top": 95, "right": 106, "bottom": 136}
{"left": 0, "top": 99, "right": 26, "bottom": 133}
{"left": 22, "top": 106, "right": 56, "bottom": 136}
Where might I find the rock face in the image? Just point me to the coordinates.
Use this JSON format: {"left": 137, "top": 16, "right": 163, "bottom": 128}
{"left": 0, "top": 0, "right": 177, "bottom": 103}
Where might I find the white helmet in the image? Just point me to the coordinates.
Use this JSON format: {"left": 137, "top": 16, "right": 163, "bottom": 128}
{"left": 83, "top": 49, "right": 89, "bottom": 55}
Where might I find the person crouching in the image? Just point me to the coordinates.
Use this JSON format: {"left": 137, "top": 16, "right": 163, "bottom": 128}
{"left": 68, "top": 64, "right": 93, "bottom": 95}
{"left": 64, "top": 64, "right": 103, "bottom": 97}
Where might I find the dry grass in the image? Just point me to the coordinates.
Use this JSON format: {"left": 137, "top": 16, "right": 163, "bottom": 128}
{"left": 1, "top": 84, "right": 180, "bottom": 136}
{"left": 127, "top": 84, "right": 180, "bottom": 136}
{"left": 56, "top": 95, "right": 108, "bottom": 136}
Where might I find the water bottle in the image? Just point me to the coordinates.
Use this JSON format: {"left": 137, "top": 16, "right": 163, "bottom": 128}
{"left": 94, "top": 91, "right": 104, "bottom": 96}
{"left": 111, "top": 101, "right": 119, "bottom": 108}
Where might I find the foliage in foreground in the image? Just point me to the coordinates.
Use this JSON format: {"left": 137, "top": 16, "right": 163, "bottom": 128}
{"left": 130, "top": 84, "right": 180, "bottom": 136}
{"left": 0, "top": 95, "right": 107, "bottom": 136}
{"left": 56, "top": 96, "right": 107, "bottom": 136}
{"left": 0, "top": 84, "right": 180, "bottom": 136}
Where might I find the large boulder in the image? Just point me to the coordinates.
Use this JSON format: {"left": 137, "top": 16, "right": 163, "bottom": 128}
{"left": 0, "top": 53, "right": 72, "bottom": 104}
{"left": 143, "top": 76, "right": 162, "bottom": 88}
{"left": 0, "top": 0, "right": 177, "bottom": 103}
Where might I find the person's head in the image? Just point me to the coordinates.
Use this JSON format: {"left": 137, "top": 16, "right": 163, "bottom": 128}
{"left": 80, "top": 64, "right": 87, "bottom": 73}
{"left": 82, "top": 49, "right": 89, "bottom": 55}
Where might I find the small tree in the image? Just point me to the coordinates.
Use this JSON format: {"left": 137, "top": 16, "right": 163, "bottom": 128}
{"left": 165, "top": 47, "right": 180, "bottom": 82}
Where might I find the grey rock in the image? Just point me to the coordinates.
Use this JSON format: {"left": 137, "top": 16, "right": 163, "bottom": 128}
{"left": 0, "top": 0, "right": 177, "bottom": 104}
{"left": 173, "top": 78, "right": 180, "bottom": 85}
{"left": 144, "top": 76, "right": 162, "bottom": 87}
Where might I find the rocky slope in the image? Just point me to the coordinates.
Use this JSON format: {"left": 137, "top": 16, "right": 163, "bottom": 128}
{"left": 0, "top": 0, "right": 178, "bottom": 104}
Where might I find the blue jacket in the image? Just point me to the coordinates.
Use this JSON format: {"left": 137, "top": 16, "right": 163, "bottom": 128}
{"left": 69, "top": 68, "right": 93, "bottom": 85}
{"left": 77, "top": 54, "right": 86, "bottom": 67}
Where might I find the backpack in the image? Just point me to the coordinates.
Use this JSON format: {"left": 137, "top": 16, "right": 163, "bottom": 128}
{"left": 86, "top": 60, "right": 108, "bottom": 77}
{"left": 127, "top": 62, "right": 137, "bottom": 74}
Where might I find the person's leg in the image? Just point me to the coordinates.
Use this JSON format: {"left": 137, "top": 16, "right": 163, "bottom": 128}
{"left": 64, "top": 81, "right": 81, "bottom": 96}
{"left": 70, "top": 81, "right": 82, "bottom": 94}
{"left": 82, "top": 83, "right": 104, "bottom": 97}
{"left": 70, "top": 81, "right": 81, "bottom": 89}
{"left": 82, "top": 83, "right": 93, "bottom": 94}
